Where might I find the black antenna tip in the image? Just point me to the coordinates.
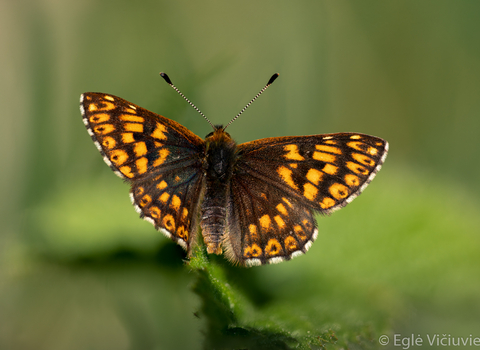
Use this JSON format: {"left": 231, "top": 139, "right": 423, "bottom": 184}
{"left": 160, "top": 72, "right": 173, "bottom": 85}
{"left": 267, "top": 73, "right": 279, "bottom": 85}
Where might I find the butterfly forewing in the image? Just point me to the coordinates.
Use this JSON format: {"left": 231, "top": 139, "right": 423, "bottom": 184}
{"left": 236, "top": 133, "right": 388, "bottom": 213}
{"left": 222, "top": 133, "right": 388, "bottom": 265}
{"left": 81, "top": 93, "right": 206, "bottom": 251}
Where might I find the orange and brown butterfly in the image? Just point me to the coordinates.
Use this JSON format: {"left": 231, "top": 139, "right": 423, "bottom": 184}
{"left": 80, "top": 73, "right": 388, "bottom": 267}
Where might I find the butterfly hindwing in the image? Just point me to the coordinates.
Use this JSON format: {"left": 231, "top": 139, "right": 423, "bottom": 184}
{"left": 130, "top": 169, "right": 204, "bottom": 251}
{"left": 223, "top": 133, "right": 388, "bottom": 265}
{"left": 225, "top": 170, "right": 317, "bottom": 266}
{"left": 81, "top": 93, "right": 206, "bottom": 251}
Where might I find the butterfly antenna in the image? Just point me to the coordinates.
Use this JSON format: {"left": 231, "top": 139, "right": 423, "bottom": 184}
{"left": 160, "top": 72, "right": 215, "bottom": 129}
{"left": 223, "top": 73, "right": 279, "bottom": 131}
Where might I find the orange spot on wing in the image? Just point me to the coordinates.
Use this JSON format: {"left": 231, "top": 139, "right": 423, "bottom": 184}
{"left": 283, "top": 144, "right": 304, "bottom": 160}
{"left": 259, "top": 215, "right": 271, "bottom": 230}
{"left": 265, "top": 239, "right": 283, "bottom": 256}
{"left": 320, "top": 197, "right": 335, "bottom": 209}
{"left": 351, "top": 152, "right": 375, "bottom": 167}
{"left": 177, "top": 225, "right": 187, "bottom": 239}
{"left": 153, "top": 149, "right": 170, "bottom": 167}
{"left": 121, "top": 133, "right": 135, "bottom": 143}
{"left": 322, "top": 163, "right": 338, "bottom": 175}
{"left": 345, "top": 174, "right": 360, "bottom": 187}
{"left": 329, "top": 183, "right": 349, "bottom": 200}
{"left": 151, "top": 122, "right": 167, "bottom": 140}
{"left": 306, "top": 168, "right": 323, "bottom": 185}
{"left": 89, "top": 113, "right": 110, "bottom": 124}
{"left": 313, "top": 151, "right": 336, "bottom": 163}
{"left": 89, "top": 101, "right": 115, "bottom": 112}
{"left": 303, "top": 183, "right": 318, "bottom": 201}
{"left": 139, "top": 194, "right": 152, "bottom": 207}
{"left": 109, "top": 149, "right": 129, "bottom": 166}
{"left": 294, "top": 225, "right": 307, "bottom": 240}
{"left": 119, "top": 166, "right": 134, "bottom": 178}
{"left": 159, "top": 192, "right": 170, "bottom": 203}
{"left": 94, "top": 124, "right": 115, "bottom": 135}
{"left": 157, "top": 180, "right": 168, "bottom": 190}
{"left": 324, "top": 140, "right": 337, "bottom": 145}
{"left": 136, "top": 157, "right": 148, "bottom": 174}
{"left": 162, "top": 214, "right": 175, "bottom": 232}
{"left": 119, "top": 114, "right": 144, "bottom": 123}
{"left": 346, "top": 161, "right": 369, "bottom": 175}
{"left": 284, "top": 236, "right": 298, "bottom": 251}
{"left": 134, "top": 142, "right": 148, "bottom": 157}
{"left": 276, "top": 203, "right": 288, "bottom": 215}
{"left": 134, "top": 187, "right": 145, "bottom": 196}
{"left": 149, "top": 206, "right": 161, "bottom": 219}
{"left": 347, "top": 141, "right": 373, "bottom": 154}
{"left": 102, "top": 136, "right": 116, "bottom": 149}
{"left": 277, "top": 166, "right": 298, "bottom": 190}
{"left": 315, "top": 144, "right": 342, "bottom": 154}
{"left": 171, "top": 195, "right": 181, "bottom": 211}
{"left": 244, "top": 244, "right": 262, "bottom": 258}
{"left": 274, "top": 215, "right": 286, "bottom": 229}
{"left": 248, "top": 224, "right": 259, "bottom": 240}
{"left": 124, "top": 123, "right": 144, "bottom": 133}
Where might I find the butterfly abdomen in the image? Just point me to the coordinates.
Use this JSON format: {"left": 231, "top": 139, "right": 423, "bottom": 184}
{"left": 200, "top": 128, "right": 237, "bottom": 254}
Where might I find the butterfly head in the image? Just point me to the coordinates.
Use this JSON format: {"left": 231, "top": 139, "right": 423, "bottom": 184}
{"left": 205, "top": 125, "right": 233, "bottom": 145}
{"left": 205, "top": 124, "right": 228, "bottom": 136}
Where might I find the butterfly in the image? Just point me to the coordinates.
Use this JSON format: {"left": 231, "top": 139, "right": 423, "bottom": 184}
{"left": 80, "top": 73, "right": 388, "bottom": 267}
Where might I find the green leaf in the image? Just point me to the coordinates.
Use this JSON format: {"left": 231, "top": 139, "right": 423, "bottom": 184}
{"left": 188, "top": 244, "right": 380, "bottom": 349}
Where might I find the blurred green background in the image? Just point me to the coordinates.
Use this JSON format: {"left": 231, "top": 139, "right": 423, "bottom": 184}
{"left": 2, "top": 0, "right": 480, "bottom": 349}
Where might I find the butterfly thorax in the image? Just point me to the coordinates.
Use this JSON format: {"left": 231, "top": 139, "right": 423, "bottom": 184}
{"left": 201, "top": 127, "right": 237, "bottom": 254}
